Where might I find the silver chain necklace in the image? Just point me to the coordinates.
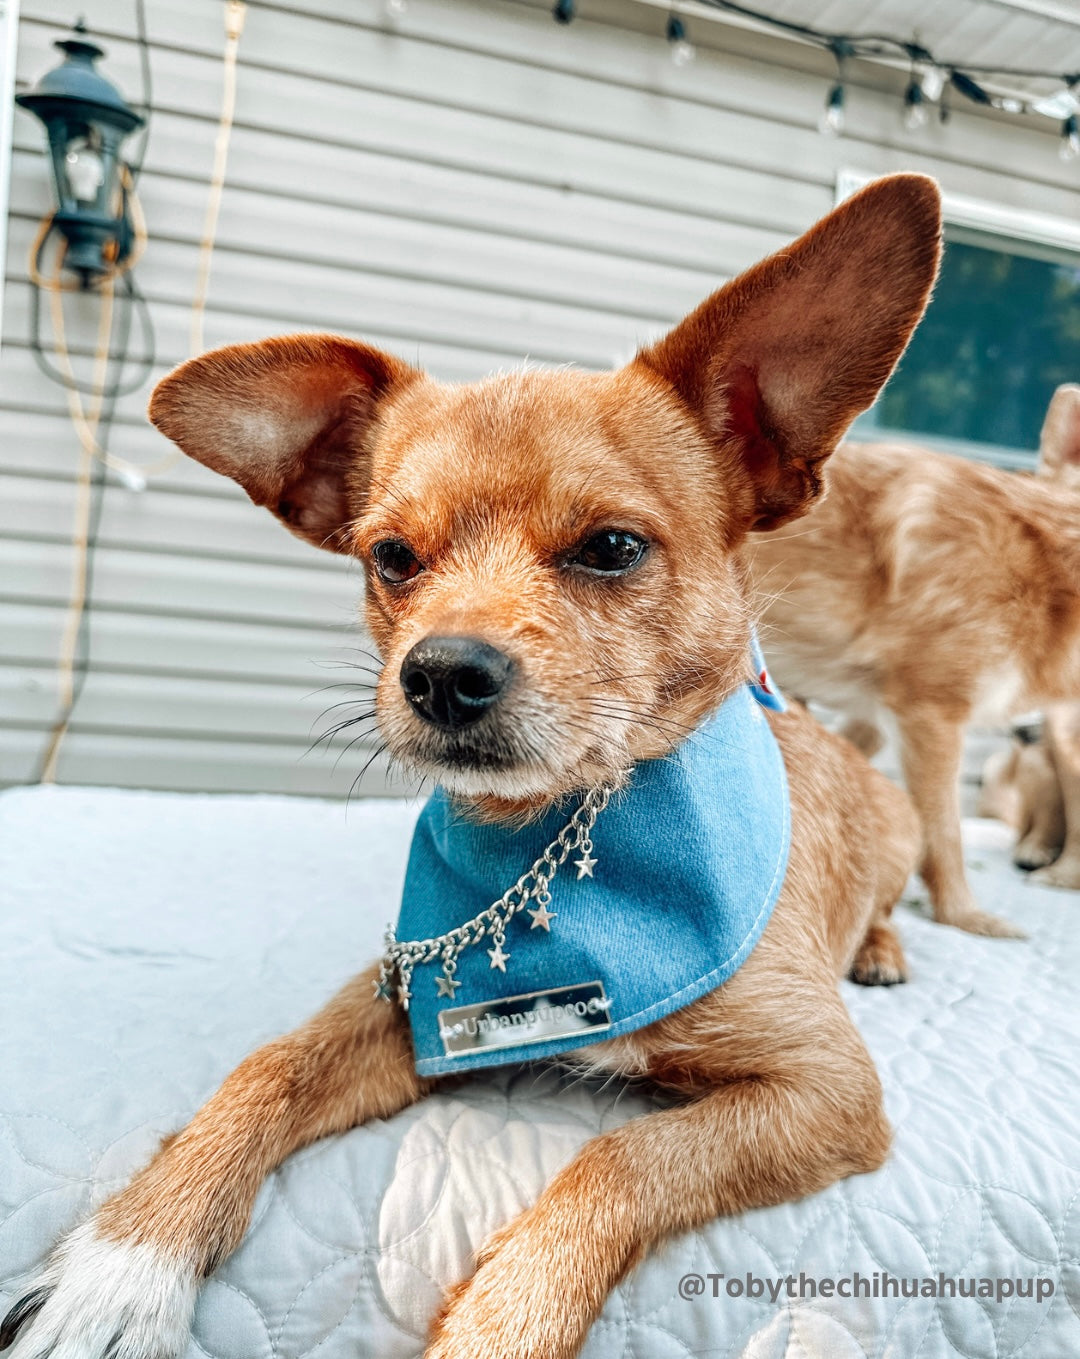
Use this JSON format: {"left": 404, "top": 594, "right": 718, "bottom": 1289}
{"left": 375, "top": 783, "right": 615, "bottom": 1010}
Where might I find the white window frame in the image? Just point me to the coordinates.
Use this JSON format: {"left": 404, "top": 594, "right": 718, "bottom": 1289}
{"left": 837, "top": 167, "right": 1080, "bottom": 469}
{"left": 0, "top": 0, "right": 20, "bottom": 352}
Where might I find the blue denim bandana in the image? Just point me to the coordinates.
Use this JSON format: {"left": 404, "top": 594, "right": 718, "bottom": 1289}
{"left": 392, "top": 646, "right": 789, "bottom": 1077}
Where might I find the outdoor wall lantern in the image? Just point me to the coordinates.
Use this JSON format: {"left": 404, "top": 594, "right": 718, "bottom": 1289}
{"left": 16, "top": 20, "right": 144, "bottom": 287}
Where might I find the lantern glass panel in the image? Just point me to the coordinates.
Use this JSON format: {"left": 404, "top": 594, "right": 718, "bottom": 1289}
{"left": 64, "top": 133, "right": 105, "bottom": 203}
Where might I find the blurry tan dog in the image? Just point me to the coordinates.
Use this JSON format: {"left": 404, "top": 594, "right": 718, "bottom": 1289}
{"left": 748, "top": 383, "right": 1080, "bottom": 938}
{"left": 978, "top": 385, "right": 1080, "bottom": 889}
{"left": 1, "top": 177, "right": 939, "bottom": 1359}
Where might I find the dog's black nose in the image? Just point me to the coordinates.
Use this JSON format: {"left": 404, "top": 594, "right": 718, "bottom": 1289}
{"left": 400, "top": 637, "right": 514, "bottom": 731}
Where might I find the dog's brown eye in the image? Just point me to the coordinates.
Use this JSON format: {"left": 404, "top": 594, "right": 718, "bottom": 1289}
{"left": 570, "top": 530, "right": 647, "bottom": 575}
{"left": 372, "top": 539, "right": 422, "bottom": 583}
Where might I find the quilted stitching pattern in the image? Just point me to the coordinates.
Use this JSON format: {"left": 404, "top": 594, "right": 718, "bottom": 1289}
{"left": 1, "top": 789, "right": 1077, "bottom": 1358}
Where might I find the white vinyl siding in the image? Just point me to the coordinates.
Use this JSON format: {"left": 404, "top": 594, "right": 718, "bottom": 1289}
{"left": 4, "top": 0, "right": 1079, "bottom": 794}
{"left": 0, "top": 0, "right": 18, "bottom": 342}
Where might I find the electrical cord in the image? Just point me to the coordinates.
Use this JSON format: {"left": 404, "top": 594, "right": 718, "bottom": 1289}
{"left": 33, "top": 0, "right": 152, "bottom": 781}
{"left": 35, "top": 250, "right": 128, "bottom": 782}
{"left": 129, "top": 0, "right": 152, "bottom": 183}
{"left": 619, "top": 0, "right": 1080, "bottom": 118}
{"left": 191, "top": 0, "right": 247, "bottom": 356}
{"left": 28, "top": 173, "right": 165, "bottom": 483}
{"left": 34, "top": 0, "right": 247, "bottom": 781}
{"left": 28, "top": 201, "right": 155, "bottom": 402}
{"left": 28, "top": 267, "right": 154, "bottom": 399}
{"left": 654, "top": 0, "right": 1080, "bottom": 86}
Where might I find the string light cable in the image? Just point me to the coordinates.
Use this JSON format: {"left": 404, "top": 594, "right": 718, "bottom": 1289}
{"left": 557, "top": 0, "right": 1080, "bottom": 141}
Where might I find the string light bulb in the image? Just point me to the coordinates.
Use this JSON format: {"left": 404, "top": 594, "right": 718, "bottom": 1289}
{"left": 666, "top": 13, "right": 695, "bottom": 67}
{"left": 544, "top": 1, "right": 1080, "bottom": 165}
{"left": 820, "top": 81, "right": 846, "bottom": 136}
{"left": 819, "top": 41, "right": 852, "bottom": 137}
{"left": 919, "top": 66, "right": 945, "bottom": 103}
{"left": 1061, "top": 113, "right": 1080, "bottom": 161}
{"left": 902, "top": 77, "right": 928, "bottom": 130}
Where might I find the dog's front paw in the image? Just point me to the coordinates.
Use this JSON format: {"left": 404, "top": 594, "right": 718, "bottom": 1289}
{"left": 0, "top": 1220, "right": 196, "bottom": 1359}
{"left": 848, "top": 923, "right": 908, "bottom": 986}
{"left": 425, "top": 1217, "right": 594, "bottom": 1359}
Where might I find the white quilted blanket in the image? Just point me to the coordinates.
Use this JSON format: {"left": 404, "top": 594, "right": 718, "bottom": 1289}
{"left": 1, "top": 786, "right": 1078, "bottom": 1358}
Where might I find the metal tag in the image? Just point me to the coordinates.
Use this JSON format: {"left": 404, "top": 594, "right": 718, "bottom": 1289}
{"left": 437, "top": 980, "right": 613, "bottom": 1057}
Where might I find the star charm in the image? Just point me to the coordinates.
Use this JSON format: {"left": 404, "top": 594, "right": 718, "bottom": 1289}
{"left": 372, "top": 975, "right": 394, "bottom": 1003}
{"left": 527, "top": 901, "right": 557, "bottom": 931}
{"left": 574, "top": 851, "right": 597, "bottom": 879}
{"left": 488, "top": 941, "right": 510, "bottom": 972}
{"left": 435, "top": 971, "right": 462, "bottom": 998}
{"left": 397, "top": 981, "right": 412, "bottom": 1010}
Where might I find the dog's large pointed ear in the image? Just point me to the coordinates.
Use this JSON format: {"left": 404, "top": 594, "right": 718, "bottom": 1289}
{"left": 1038, "top": 384, "right": 1080, "bottom": 486}
{"left": 149, "top": 335, "right": 421, "bottom": 552}
{"left": 636, "top": 174, "right": 942, "bottom": 531}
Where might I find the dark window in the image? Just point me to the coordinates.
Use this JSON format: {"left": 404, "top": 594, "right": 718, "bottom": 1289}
{"left": 855, "top": 229, "right": 1080, "bottom": 469}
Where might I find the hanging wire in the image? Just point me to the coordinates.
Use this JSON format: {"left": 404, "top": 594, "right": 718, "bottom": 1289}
{"left": 25, "top": 0, "right": 157, "bottom": 408}
{"left": 190, "top": 0, "right": 247, "bottom": 356}
{"left": 35, "top": 239, "right": 125, "bottom": 782}
{"left": 28, "top": 0, "right": 246, "bottom": 484}
{"left": 29, "top": 1, "right": 156, "bottom": 782}
{"left": 33, "top": 0, "right": 249, "bottom": 781}
{"left": 571, "top": 0, "right": 1080, "bottom": 127}
{"left": 674, "top": 0, "right": 1080, "bottom": 85}
{"left": 27, "top": 182, "right": 155, "bottom": 401}
{"left": 129, "top": 0, "right": 152, "bottom": 182}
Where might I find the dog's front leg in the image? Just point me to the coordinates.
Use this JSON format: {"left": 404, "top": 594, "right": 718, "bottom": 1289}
{"left": 426, "top": 990, "right": 888, "bottom": 1359}
{"left": 1, "top": 963, "right": 428, "bottom": 1359}
{"left": 895, "top": 706, "right": 1024, "bottom": 937}
{"left": 1011, "top": 739, "right": 1065, "bottom": 871}
{"left": 1031, "top": 702, "right": 1080, "bottom": 888}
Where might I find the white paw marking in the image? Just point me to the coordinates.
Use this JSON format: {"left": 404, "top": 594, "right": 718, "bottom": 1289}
{"left": 7, "top": 1221, "right": 196, "bottom": 1359}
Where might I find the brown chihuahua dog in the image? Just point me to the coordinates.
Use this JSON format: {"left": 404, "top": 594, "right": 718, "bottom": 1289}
{"left": 1, "top": 175, "right": 939, "bottom": 1359}
{"left": 748, "top": 381, "right": 1080, "bottom": 938}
